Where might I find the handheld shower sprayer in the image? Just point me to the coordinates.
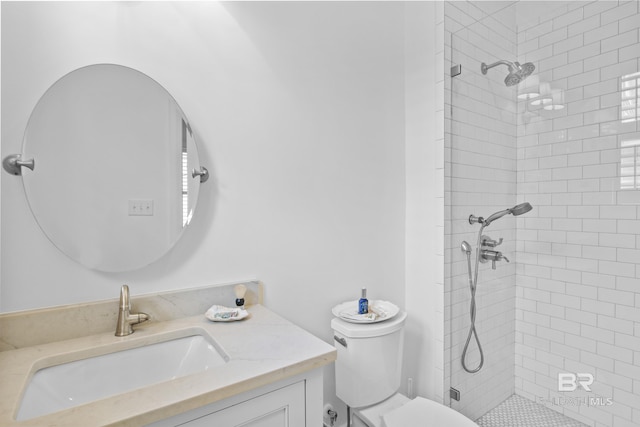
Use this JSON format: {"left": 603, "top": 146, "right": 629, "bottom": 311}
{"left": 469, "top": 202, "right": 532, "bottom": 227}
{"left": 461, "top": 202, "right": 533, "bottom": 373}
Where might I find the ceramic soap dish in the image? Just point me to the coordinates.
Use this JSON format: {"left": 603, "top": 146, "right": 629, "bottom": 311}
{"left": 205, "top": 305, "right": 249, "bottom": 322}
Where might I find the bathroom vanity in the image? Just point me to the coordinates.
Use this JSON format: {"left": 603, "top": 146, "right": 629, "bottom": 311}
{"left": 0, "top": 282, "right": 336, "bottom": 426}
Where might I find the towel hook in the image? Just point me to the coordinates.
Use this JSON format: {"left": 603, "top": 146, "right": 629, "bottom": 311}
{"left": 3, "top": 154, "right": 35, "bottom": 176}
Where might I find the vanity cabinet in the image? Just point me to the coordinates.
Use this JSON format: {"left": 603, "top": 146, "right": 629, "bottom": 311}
{"left": 147, "top": 369, "right": 322, "bottom": 427}
{"left": 174, "top": 382, "right": 303, "bottom": 427}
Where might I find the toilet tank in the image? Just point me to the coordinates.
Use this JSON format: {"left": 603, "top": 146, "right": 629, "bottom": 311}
{"left": 332, "top": 311, "right": 407, "bottom": 409}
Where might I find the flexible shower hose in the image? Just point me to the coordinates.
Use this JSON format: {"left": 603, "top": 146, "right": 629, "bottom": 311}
{"left": 461, "top": 224, "right": 486, "bottom": 373}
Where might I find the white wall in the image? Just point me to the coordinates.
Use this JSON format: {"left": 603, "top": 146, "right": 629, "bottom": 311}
{"left": 1, "top": 1, "right": 413, "bottom": 415}
{"left": 404, "top": 0, "right": 445, "bottom": 404}
{"left": 0, "top": 2, "right": 2, "bottom": 306}
{"left": 405, "top": 2, "right": 444, "bottom": 402}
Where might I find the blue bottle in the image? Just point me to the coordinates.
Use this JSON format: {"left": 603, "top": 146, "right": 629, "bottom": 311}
{"left": 358, "top": 288, "right": 369, "bottom": 314}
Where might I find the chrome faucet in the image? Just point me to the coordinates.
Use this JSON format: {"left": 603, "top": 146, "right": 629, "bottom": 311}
{"left": 115, "top": 284, "right": 150, "bottom": 336}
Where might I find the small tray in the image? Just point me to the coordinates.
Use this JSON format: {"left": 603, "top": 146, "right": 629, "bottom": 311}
{"left": 331, "top": 300, "right": 399, "bottom": 323}
{"left": 205, "top": 305, "right": 249, "bottom": 322}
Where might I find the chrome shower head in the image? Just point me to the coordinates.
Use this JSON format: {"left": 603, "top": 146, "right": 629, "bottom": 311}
{"left": 481, "top": 60, "right": 536, "bottom": 87}
{"left": 470, "top": 202, "right": 533, "bottom": 227}
{"left": 504, "top": 62, "right": 535, "bottom": 86}
{"left": 510, "top": 202, "right": 533, "bottom": 216}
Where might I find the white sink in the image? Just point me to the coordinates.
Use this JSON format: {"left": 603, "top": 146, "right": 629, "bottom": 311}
{"left": 16, "top": 334, "right": 228, "bottom": 421}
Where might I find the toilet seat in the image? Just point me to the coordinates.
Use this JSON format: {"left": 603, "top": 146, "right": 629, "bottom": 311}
{"left": 382, "top": 396, "right": 477, "bottom": 427}
{"left": 353, "top": 394, "right": 478, "bottom": 427}
{"left": 354, "top": 393, "right": 409, "bottom": 427}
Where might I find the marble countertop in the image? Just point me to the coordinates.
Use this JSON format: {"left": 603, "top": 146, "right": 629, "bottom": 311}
{"left": 0, "top": 304, "right": 336, "bottom": 426}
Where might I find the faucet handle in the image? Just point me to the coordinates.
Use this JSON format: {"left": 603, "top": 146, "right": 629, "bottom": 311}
{"left": 493, "top": 253, "right": 510, "bottom": 269}
{"left": 482, "top": 236, "right": 503, "bottom": 248}
{"left": 492, "top": 253, "right": 510, "bottom": 269}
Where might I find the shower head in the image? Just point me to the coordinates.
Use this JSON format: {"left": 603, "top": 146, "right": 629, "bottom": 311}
{"left": 481, "top": 60, "right": 536, "bottom": 87}
{"left": 469, "top": 202, "right": 533, "bottom": 227}
{"left": 505, "top": 62, "right": 535, "bottom": 86}
{"left": 510, "top": 202, "right": 533, "bottom": 216}
{"left": 483, "top": 202, "right": 533, "bottom": 226}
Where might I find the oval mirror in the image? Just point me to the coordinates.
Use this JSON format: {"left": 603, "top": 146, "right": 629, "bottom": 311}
{"left": 20, "top": 64, "right": 206, "bottom": 272}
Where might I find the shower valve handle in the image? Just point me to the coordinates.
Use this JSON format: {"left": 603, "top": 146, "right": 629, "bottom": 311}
{"left": 493, "top": 254, "right": 510, "bottom": 269}
{"left": 481, "top": 249, "right": 510, "bottom": 269}
{"left": 483, "top": 237, "right": 503, "bottom": 248}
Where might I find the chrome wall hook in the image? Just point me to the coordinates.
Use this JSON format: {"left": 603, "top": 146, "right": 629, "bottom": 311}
{"left": 3, "top": 154, "right": 35, "bottom": 176}
{"left": 192, "top": 166, "right": 209, "bottom": 183}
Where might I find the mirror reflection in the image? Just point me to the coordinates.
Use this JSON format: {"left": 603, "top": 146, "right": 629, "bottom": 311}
{"left": 20, "top": 64, "right": 204, "bottom": 272}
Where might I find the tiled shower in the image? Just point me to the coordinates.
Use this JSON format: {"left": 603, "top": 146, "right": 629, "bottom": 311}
{"left": 444, "top": 1, "right": 640, "bottom": 426}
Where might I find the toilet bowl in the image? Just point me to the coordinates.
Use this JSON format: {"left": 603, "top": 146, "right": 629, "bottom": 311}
{"left": 332, "top": 311, "right": 477, "bottom": 427}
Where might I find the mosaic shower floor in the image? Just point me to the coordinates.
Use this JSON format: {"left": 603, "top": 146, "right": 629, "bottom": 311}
{"left": 476, "top": 395, "right": 588, "bottom": 427}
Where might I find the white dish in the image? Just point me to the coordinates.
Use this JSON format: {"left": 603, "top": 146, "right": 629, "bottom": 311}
{"left": 331, "top": 300, "right": 399, "bottom": 323}
{"left": 205, "top": 305, "right": 249, "bottom": 322}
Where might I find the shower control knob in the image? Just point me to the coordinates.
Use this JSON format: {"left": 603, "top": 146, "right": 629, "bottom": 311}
{"left": 481, "top": 249, "right": 510, "bottom": 269}
{"left": 482, "top": 236, "right": 503, "bottom": 248}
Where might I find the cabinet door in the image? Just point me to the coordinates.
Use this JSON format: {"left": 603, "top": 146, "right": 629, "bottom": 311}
{"left": 177, "top": 381, "right": 305, "bottom": 427}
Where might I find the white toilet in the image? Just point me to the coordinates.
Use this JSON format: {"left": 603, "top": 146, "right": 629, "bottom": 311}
{"left": 332, "top": 311, "right": 477, "bottom": 427}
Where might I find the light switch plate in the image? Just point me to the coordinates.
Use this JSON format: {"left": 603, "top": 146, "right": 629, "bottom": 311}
{"left": 128, "top": 199, "right": 154, "bottom": 216}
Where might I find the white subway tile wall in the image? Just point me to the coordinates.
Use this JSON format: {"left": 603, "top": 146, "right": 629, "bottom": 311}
{"left": 446, "top": 1, "right": 640, "bottom": 426}
{"left": 444, "top": 1, "right": 519, "bottom": 421}
{"left": 516, "top": 1, "right": 640, "bottom": 426}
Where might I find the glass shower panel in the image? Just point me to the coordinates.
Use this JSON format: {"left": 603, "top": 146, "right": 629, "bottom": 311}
{"left": 446, "top": 1, "right": 640, "bottom": 426}
{"left": 446, "top": 26, "right": 519, "bottom": 422}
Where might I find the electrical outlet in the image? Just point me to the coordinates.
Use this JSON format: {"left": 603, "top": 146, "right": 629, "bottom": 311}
{"left": 128, "top": 199, "right": 154, "bottom": 216}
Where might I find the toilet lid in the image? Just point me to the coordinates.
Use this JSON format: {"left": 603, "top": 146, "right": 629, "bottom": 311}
{"left": 382, "top": 397, "right": 478, "bottom": 427}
